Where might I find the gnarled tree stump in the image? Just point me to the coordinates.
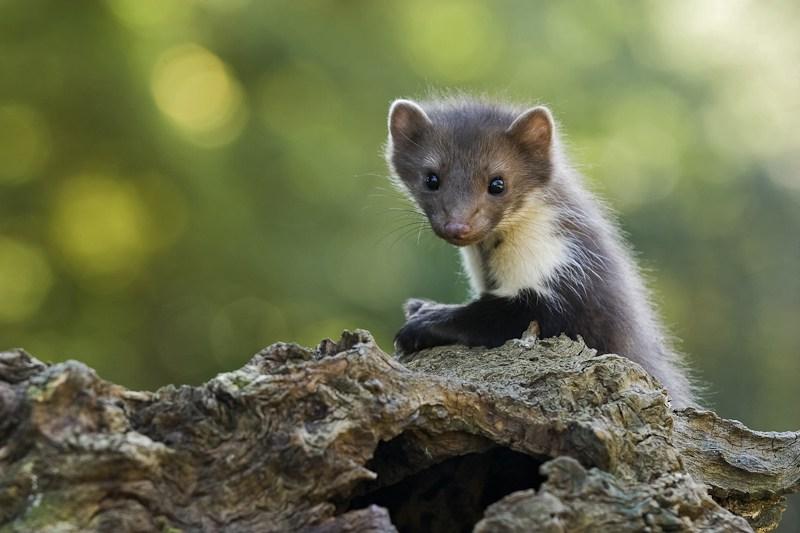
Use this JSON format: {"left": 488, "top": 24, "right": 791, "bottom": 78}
{"left": 1, "top": 331, "right": 798, "bottom": 532}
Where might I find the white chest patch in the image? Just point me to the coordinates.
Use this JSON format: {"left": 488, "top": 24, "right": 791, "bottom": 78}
{"left": 478, "top": 197, "right": 572, "bottom": 298}
{"left": 459, "top": 245, "right": 486, "bottom": 296}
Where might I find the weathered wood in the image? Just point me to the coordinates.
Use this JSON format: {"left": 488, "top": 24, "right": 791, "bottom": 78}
{"left": 307, "top": 506, "right": 397, "bottom": 533}
{"left": 475, "top": 457, "right": 750, "bottom": 532}
{"left": 673, "top": 410, "right": 800, "bottom": 532}
{"left": 0, "top": 331, "right": 797, "bottom": 532}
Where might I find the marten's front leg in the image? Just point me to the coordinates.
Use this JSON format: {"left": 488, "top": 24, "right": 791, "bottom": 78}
{"left": 394, "top": 294, "right": 538, "bottom": 355}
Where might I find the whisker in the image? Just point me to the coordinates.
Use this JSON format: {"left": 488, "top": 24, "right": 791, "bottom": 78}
{"left": 388, "top": 223, "right": 431, "bottom": 250}
{"left": 372, "top": 220, "right": 430, "bottom": 247}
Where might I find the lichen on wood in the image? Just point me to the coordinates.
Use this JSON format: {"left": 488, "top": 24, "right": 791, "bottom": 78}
{"left": 0, "top": 331, "right": 797, "bottom": 532}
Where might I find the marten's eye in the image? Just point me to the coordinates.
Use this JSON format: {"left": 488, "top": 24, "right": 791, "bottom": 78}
{"left": 488, "top": 177, "right": 505, "bottom": 195}
{"left": 424, "top": 173, "right": 440, "bottom": 191}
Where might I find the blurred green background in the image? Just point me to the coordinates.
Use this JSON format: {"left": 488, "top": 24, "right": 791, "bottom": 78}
{"left": 1, "top": 0, "right": 798, "bottom": 527}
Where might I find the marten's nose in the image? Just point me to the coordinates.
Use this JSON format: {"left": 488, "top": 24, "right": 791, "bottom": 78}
{"left": 443, "top": 221, "right": 472, "bottom": 240}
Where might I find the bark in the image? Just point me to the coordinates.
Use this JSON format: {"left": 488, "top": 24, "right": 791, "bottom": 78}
{"left": 0, "top": 330, "right": 797, "bottom": 532}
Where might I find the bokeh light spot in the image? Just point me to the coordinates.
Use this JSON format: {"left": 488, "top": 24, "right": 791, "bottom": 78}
{"left": 397, "top": 0, "right": 502, "bottom": 82}
{"left": 51, "top": 174, "right": 152, "bottom": 284}
{"left": 0, "top": 237, "right": 53, "bottom": 323}
{"left": 105, "top": 0, "right": 190, "bottom": 29}
{"left": 151, "top": 44, "right": 246, "bottom": 146}
{"left": 0, "top": 104, "right": 51, "bottom": 185}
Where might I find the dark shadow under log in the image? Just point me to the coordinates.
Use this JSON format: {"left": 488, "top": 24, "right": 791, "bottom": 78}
{"left": 348, "top": 441, "right": 547, "bottom": 533}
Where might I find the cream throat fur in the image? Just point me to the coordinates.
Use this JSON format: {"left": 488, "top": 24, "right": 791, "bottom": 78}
{"left": 460, "top": 195, "right": 571, "bottom": 300}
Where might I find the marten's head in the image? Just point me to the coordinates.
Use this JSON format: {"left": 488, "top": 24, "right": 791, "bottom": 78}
{"left": 386, "top": 98, "right": 555, "bottom": 246}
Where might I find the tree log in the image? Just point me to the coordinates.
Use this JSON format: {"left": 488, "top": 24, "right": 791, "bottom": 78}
{"left": 0, "top": 331, "right": 797, "bottom": 532}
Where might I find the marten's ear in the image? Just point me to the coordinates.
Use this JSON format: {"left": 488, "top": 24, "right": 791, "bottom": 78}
{"left": 388, "top": 99, "right": 432, "bottom": 145}
{"left": 506, "top": 106, "right": 554, "bottom": 156}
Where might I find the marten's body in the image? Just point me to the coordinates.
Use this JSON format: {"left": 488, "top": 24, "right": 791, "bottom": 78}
{"left": 386, "top": 97, "right": 696, "bottom": 408}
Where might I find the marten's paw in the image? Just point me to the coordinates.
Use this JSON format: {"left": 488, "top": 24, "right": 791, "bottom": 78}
{"left": 396, "top": 301, "right": 463, "bottom": 355}
{"left": 394, "top": 320, "right": 444, "bottom": 354}
{"left": 402, "top": 298, "right": 437, "bottom": 319}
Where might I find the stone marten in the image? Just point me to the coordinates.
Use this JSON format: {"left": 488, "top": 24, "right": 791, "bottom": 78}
{"left": 385, "top": 96, "right": 696, "bottom": 408}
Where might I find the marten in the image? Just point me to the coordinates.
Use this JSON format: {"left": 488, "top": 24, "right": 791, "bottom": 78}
{"left": 384, "top": 96, "right": 696, "bottom": 408}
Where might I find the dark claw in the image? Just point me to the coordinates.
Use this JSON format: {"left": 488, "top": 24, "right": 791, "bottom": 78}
{"left": 394, "top": 320, "right": 440, "bottom": 354}
{"left": 394, "top": 304, "right": 457, "bottom": 355}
